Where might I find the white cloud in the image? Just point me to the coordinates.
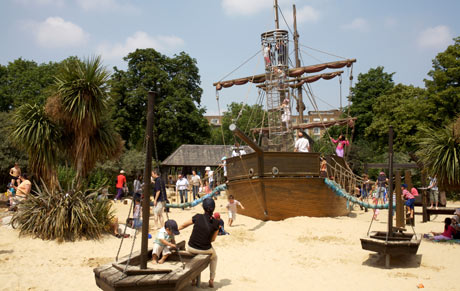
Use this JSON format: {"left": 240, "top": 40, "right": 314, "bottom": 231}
{"left": 221, "top": 0, "right": 271, "bottom": 16}
{"left": 76, "top": 0, "right": 136, "bottom": 11}
{"left": 384, "top": 17, "right": 397, "bottom": 28}
{"left": 417, "top": 25, "right": 452, "bottom": 50}
{"left": 341, "top": 18, "right": 369, "bottom": 32}
{"left": 97, "top": 31, "right": 185, "bottom": 59}
{"left": 292, "top": 5, "right": 320, "bottom": 24}
{"left": 12, "top": 0, "right": 64, "bottom": 6}
{"left": 33, "top": 17, "right": 89, "bottom": 48}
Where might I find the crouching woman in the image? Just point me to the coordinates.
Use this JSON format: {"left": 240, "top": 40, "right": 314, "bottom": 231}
{"left": 179, "top": 198, "right": 219, "bottom": 287}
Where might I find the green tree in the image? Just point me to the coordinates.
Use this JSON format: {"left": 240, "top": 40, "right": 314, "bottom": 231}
{"left": 348, "top": 67, "right": 395, "bottom": 141}
{"left": 215, "top": 102, "right": 267, "bottom": 145}
{"left": 417, "top": 117, "right": 460, "bottom": 188}
{"left": 366, "top": 84, "right": 429, "bottom": 152}
{"left": 49, "top": 56, "right": 123, "bottom": 183}
{"left": 0, "top": 58, "right": 59, "bottom": 112}
{"left": 109, "top": 49, "right": 211, "bottom": 159}
{"left": 424, "top": 36, "right": 460, "bottom": 126}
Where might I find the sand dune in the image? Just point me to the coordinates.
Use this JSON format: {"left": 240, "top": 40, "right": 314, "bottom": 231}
{"left": 1, "top": 196, "right": 459, "bottom": 291}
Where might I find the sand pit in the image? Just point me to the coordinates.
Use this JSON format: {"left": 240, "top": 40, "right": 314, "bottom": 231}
{"left": 0, "top": 196, "right": 459, "bottom": 290}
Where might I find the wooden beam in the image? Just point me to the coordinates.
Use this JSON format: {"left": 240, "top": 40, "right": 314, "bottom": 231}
{"left": 365, "top": 163, "right": 419, "bottom": 169}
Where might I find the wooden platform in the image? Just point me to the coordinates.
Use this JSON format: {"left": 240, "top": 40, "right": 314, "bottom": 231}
{"left": 94, "top": 248, "right": 211, "bottom": 291}
{"left": 361, "top": 231, "right": 422, "bottom": 267}
{"left": 425, "top": 207, "right": 457, "bottom": 221}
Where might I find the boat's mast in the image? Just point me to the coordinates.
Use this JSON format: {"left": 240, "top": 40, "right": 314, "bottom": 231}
{"left": 274, "top": 0, "right": 280, "bottom": 29}
{"left": 293, "top": 4, "right": 304, "bottom": 124}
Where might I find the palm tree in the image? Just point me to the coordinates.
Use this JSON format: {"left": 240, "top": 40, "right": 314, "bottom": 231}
{"left": 49, "top": 56, "right": 122, "bottom": 184}
{"left": 417, "top": 117, "right": 460, "bottom": 189}
{"left": 11, "top": 103, "right": 60, "bottom": 187}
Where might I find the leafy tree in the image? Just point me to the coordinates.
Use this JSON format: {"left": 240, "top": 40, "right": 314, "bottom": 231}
{"left": 417, "top": 117, "right": 460, "bottom": 189}
{"left": 348, "top": 67, "right": 395, "bottom": 141}
{"left": 366, "top": 84, "right": 429, "bottom": 152}
{"left": 109, "top": 49, "right": 211, "bottom": 159}
{"left": 0, "top": 112, "right": 28, "bottom": 185}
{"left": 0, "top": 58, "right": 59, "bottom": 112}
{"left": 214, "top": 102, "right": 267, "bottom": 145}
{"left": 48, "top": 56, "right": 123, "bottom": 183}
{"left": 424, "top": 37, "right": 460, "bottom": 126}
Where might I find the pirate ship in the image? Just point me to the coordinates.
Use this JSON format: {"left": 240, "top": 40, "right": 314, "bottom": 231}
{"left": 214, "top": 0, "right": 357, "bottom": 221}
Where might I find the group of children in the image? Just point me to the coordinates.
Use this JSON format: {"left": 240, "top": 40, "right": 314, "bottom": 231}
{"left": 425, "top": 209, "right": 460, "bottom": 241}
{"left": 149, "top": 194, "right": 244, "bottom": 264}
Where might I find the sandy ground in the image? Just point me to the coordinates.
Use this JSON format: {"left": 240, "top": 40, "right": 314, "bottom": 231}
{"left": 1, "top": 194, "right": 459, "bottom": 291}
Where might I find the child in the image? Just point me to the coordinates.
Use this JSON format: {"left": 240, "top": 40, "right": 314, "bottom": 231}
{"left": 401, "top": 184, "right": 415, "bottom": 219}
{"left": 226, "top": 195, "right": 244, "bottom": 227}
{"left": 132, "top": 198, "right": 142, "bottom": 229}
{"left": 370, "top": 184, "right": 379, "bottom": 220}
{"left": 152, "top": 220, "right": 180, "bottom": 264}
{"left": 213, "top": 212, "right": 229, "bottom": 235}
{"left": 428, "top": 218, "right": 457, "bottom": 241}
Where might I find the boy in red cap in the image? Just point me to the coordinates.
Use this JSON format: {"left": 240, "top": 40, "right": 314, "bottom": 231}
{"left": 213, "top": 212, "right": 229, "bottom": 235}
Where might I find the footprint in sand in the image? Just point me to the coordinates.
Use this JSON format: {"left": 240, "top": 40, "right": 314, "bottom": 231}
{"left": 83, "top": 257, "right": 113, "bottom": 268}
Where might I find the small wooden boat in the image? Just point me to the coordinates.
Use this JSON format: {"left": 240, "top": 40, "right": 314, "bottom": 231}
{"left": 94, "top": 245, "right": 211, "bottom": 291}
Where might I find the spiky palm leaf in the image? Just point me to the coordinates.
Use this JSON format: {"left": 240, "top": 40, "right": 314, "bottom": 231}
{"left": 11, "top": 182, "right": 114, "bottom": 241}
{"left": 417, "top": 118, "right": 460, "bottom": 188}
{"left": 10, "top": 103, "right": 61, "bottom": 186}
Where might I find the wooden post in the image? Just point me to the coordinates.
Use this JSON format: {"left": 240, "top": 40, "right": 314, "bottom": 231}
{"left": 395, "top": 171, "right": 405, "bottom": 229}
{"left": 293, "top": 4, "right": 303, "bottom": 125}
{"left": 421, "top": 171, "right": 428, "bottom": 222}
{"left": 274, "top": 0, "right": 279, "bottom": 29}
{"left": 140, "top": 91, "right": 155, "bottom": 269}
{"left": 387, "top": 126, "right": 394, "bottom": 238}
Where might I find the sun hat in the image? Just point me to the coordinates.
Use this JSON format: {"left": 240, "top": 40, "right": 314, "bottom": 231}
{"left": 221, "top": 156, "right": 227, "bottom": 161}
{"left": 205, "top": 166, "right": 211, "bottom": 171}
{"left": 164, "top": 220, "right": 180, "bottom": 235}
{"left": 120, "top": 170, "right": 125, "bottom": 174}
{"left": 379, "top": 171, "right": 385, "bottom": 175}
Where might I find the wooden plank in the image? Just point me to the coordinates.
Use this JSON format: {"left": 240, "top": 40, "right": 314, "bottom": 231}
{"left": 94, "top": 265, "right": 113, "bottom": 277}
{"left": 395, "top": 171, "right": 404, "bottom": 228}
{"left": 365, "top": 163, "right": 418, "bottom": 169}
{"left": 112, "top": 263, "right": 172, "bottom": 275}
{"left": 427, "top": 207, "right": 457, "bottom": 215}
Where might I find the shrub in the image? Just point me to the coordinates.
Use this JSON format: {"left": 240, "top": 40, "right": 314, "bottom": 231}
{"left": 11, "top": 183, "right": 114, "bottom": 241}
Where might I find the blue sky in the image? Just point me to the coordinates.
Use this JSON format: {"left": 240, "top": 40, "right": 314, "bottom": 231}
{"left": 1, "top": 0, "right": 459, "bottom": 115}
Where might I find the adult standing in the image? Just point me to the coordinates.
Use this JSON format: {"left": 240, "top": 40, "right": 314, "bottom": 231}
{"left": 205, "top": 167, "right": 214, "bottom": 190}
{"left": 179, "top": 198, "right": 219, "bottom": 288}
{"left": 115, "top": 170, "right": 127, "bottom": 202}
{"left": 376, "top": 172, "right": 388, "bottom": 204}
{"left": 9, "top": 162, "right": 21, "bottom": 187}
{"left": 152, "top": 170, "right": 167, "bottom": 229}
{"left": 133, "top": 174, "right": 143, "bottom": 200}
{"left": 294, "top": 131, "right": 310, "bottom": 152}
{"left": 191, "top": 170, "right": 202, "bottom": 201}
{"left": 427, "top": 176, "right": 439, "bottom": 209}
{"left": 176, "top": 173, "right": 189, "bottom": 205}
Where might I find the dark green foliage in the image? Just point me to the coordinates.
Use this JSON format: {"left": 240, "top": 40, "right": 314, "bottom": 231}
{"left": 348, "top": 67, "right": 395, "bottom": 142}
{"left": 0, "top": 112, "right": 28, "bottom": 185}
{"left": 11, "top": 184, "right": 114, "bottom": 241}
{"left": 417, "top": 118, "right": 460, "bottom": 187}
{"left": 213, "top": 102, "right": 267, "bottom": 145}
{"left": 366, "top": 84, "right": 429, "bottom": 152}
{"left": 109, "top": 49, "right": 211, "bottom": 159}
{"left": 424, "top": 37, "right": 460, "bottom": 126}
{"left": 0, "top": 59, "right": 59, "bottom": 112}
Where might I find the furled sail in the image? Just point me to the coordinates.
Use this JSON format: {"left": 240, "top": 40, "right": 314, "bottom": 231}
{"left": 214, "top": 59, "right": 356, "bottom": 90}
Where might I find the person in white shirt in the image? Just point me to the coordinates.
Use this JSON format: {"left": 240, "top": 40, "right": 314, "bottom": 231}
{"left": 231, "top": 142, "right": 247, "bottom": 157}
{"left": 294, "top": 131, "right": 310, "bottom": 152}
{"left": 175, "top": 173, "right": 189, "bottom": 205}
{"left": 226, "top": 195, "right": 245, "bottom": 226}
{"left": 205, "top": 167, "right": 214, "bottom": 190}
{"left": 220, "top": 157, "right": 227, "bottom": 182}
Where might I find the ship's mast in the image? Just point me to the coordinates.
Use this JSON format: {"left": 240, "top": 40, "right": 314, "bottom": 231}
{"left": 274, "top": 0, "right": 280, "bottom": 29}
{"left": 293, "top": 4, "right": 304, "bottom": 124}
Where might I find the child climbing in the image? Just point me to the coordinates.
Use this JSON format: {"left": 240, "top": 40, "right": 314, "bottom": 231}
{"left": 330, "top": 134, "right": 349, "bottom": 158}
{"left": 227, "top": 195, "right": 245, "bottom": 227}
{"left": 401, "top": 183, "right": 415, "bottom": 220}
{"left": 152, "top": 220, "right": 180, "bottom": 264}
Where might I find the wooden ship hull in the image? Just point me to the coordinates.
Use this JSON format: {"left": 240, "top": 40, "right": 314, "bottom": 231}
{"left": 225, "top": 151, "right": 349, "bottom": 221}
{"left": 94, "top": 246, "right": 210, "bottom": 291}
